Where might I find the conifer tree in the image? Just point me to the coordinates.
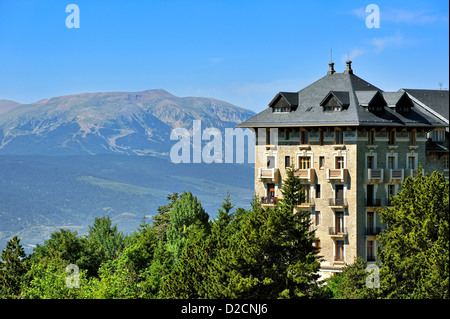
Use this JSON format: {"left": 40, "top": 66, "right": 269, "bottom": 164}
{"left": 0, "top": 236, "right": 27, "bottom": 298}
{"left": 226, "top": 167, "right": 323, "bottom": 298}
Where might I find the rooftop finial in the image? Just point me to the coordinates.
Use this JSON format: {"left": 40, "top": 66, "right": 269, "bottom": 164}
{"left": 344, "top": 59, "right": 353, "bottom": 74}
{"left": 327, "top": 48, "right": 335, "bottom": 75}
{"left": 328, "top": 61, "right": 335, "bottom": 75}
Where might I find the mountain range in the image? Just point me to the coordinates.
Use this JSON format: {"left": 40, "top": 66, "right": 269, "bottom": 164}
{"left": 0, "top": 90, "right": 256, "bottom": 253}
{"left": 0, "top": 89, "right": 254, "bottom": 157}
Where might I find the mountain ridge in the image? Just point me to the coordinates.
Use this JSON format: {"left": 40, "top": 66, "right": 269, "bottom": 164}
{"left": 0, "top": 89, "right": 255, "bottom": 157}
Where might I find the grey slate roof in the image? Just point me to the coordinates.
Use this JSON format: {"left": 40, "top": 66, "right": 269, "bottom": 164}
{"left": 400, "top": 89, "right": 449, "bottom": 123}
{"left": 382, "top": 92, "right": 407, "bottom": 108}
{"left": 238, "top": 71, "right": 447, "bottom": 128}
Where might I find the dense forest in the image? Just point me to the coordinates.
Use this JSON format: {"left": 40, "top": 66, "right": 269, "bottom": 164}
{"left": 0, "top": 168, "right": 448, "bottom": 299}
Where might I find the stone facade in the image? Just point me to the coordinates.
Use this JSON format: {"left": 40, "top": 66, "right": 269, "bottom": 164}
{"left": 254, "top": 126, "right": 446, "bottom": 279}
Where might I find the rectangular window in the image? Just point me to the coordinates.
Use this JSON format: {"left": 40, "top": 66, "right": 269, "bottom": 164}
{"left": 299, "top": 156, "right": 311, "bottom": 169}
{"left": 315, "top": 211, "right": 321, "bottom": 226}
{"left": 409, "top": 130, "right": 416, "bottom": 145}
{"left": 302, "top": 185, "right": 311, "bottom": 204}
{"left": 368, "top": 129, "right": 375, "bottom": 145}
{"left": 367, "top": 184, "right": 374, "bottom": 206}
{"left": 314, "top": 239, "right": 321, "bottom": 253}
{"left": 388, "top": 129, "right": 396, "bottom": 145}
{"left": 267, "top": 156, "right": 275, "bottom": 169}
{"left": 367, "top": 241, "right": 375, "bottom": 262}
{"left": 387, "top": 156, "right": 395, "bottom": 169}
{"left": 335, "top": 211, "right": 344, "bottom": 233}
{"left": 336, "top": 240, "right": 344, "bottom": 261}
{"left": 367, "top": 156, "right": 375, "bottom": 169}
{"left": 285, "top": 156, "right": 291, "bottom": 168}
{"left": 408, "top": 156, "right": 416, "bottom": 169}
{"left": 367, "top": 212, "right": 375, "bottom": 231}
{"left": 319, "top": 129, "right": 324, "bottom": 146}
{"left": 267, "top": 183, "right": 275, "bottom": 201}
{"left": 316, "top": 184, "right": 321, "bottom": 198}
{"left": 335, "top": 156, "right": 345, "bottom": 169}
{"left": 335, "top": 128, "right": 344, "bottom": 145}
{"left": 319, "top": 156, "right": 325, "bottom": 169}
{"left": 432, "top": 129, "right": 445, "bottom": 142}
{"left": 387, "top": 184, "right": 395, "bottom": 206}
{"left": 443, "top": 155, "right": 449, "bottom": 169}
{"left": 300, "top": 130, "right": 309, "bottom": 145}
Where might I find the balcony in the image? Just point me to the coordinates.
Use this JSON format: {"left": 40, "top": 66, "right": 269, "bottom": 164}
{"left": 296, "top": 198, "right": 315, "bottom": 211}
{"left": 329, "top": 227, "right": 348, "bottom": 238}
{"left": 366, "top": 169, "right": 384, "bottom": 183}
{"left": 328, "top": 198, "right": 348, "bottom": 209}
{"left": 326, "top": 168, "right": 348, "bottom": 183}
{"left": 365, "top": 198, "right": 381, "bottom": 211}
{"left": 261, "top": 196, "right": 277, "bottom": 206}
{"left": 387, "top": 169, "right": 404, "bottom": 183}
{"left": 294, "top": 168, "right": 315, "bottom": 183}
{"left": 365, "top": 227, "right": 382, "bottom": 236}
{"left": 258, "top": 167, "right": 280, "bottom": 183}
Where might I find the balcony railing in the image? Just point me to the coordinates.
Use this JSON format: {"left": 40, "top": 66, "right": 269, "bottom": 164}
{"left": 328, "top": 198, "right": 348, "bottom": 208}
{"left": 326, "top": 168, "right": 348, "bottom": 183}
{"left": 365, "top": 227, "right": 381, "bottom": 236}
{"left": 296, "top": 198, "right": 315, "bottom": 210}
{"left": 366, "top": 198, "right": 381, "bottom": 207}
{"left": 294, "top": 168, "right": 315, "bottom": 183}
{"left": 387, "top": 169, "right": 404, "bottom": 183}
{"left": 329, "top": 227, "right": 348, "bottom": 237}
{"left": 261, "top": 196, "right": 277, "bottom": 205}
{"left": 367, "top": 168, "right": 384, "bottom": 182}
{"left": 258, "top": 167, "right": 280, "bottom": 183}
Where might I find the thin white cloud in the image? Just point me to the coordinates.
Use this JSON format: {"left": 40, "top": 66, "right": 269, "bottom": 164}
{"left": 341, "top": 48, "right": 366, "bottom": 64}
{"left": 382, "top": 8, "right": 448, "bottom": 24}
{"left": 370, "top": 31, "right": 405, "bottom": 53}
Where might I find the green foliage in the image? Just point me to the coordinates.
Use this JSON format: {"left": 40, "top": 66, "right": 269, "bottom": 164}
{"left": 377, "top": 170, "right": 449, "bottom": 299}
{"left": 78, "top": 216, "right": 125, "bottom": 277}
{"left": 30, "top": 229, "right": 85, "bottom": 265}
{"left": 3, "top": 173, "right": 448, "bottom": 299}
{"left": 0, "top": 236, "right": 28, "bottom": 298}
{"left": 165, "top": 191, "right": 209, "bottom": 262}
{"left": 324, "top": 257, "right": 379, "bottom": 299}
{"left": 328, "top": 170, "right": 449, "bottom": 299}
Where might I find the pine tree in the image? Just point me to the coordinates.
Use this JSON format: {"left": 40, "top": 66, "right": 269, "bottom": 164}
{"left": 0, "top": 236, "right": 27, "bottom": 298}
{"left": 165, "top": 191, "right": 209, "bottom": 262}
{"left": 225, "top": 167, "right": 323, "bottom": 298}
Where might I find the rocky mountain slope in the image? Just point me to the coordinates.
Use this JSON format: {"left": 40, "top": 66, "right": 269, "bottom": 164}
{"left": 0, "top": 89, "right": 255, "bottom": 156}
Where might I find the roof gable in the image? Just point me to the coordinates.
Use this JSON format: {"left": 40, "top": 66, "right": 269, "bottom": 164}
{"left": 268, "top": 92, "right": 298, "bottom": 109}
{"left": 320, "top": 91, "right": 350, "bottom": 108}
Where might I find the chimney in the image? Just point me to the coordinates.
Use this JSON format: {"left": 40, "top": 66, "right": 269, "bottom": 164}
{"left": 327, "top": 62, "right": 335, "bottom": 75}
{"left": 344, "top": 60, "right": 353, "bottom": 74}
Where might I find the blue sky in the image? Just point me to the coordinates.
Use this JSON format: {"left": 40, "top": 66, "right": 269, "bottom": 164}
{"left": 0, "top": 0, "right": 448, "bottom": 112}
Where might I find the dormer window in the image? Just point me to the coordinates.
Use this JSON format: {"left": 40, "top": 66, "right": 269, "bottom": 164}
{"left": 269, "top": 92, "right": 298, "bottom": 113}
{"left": 356, "top": 90, "right": 387, "bottom": 113}
{"left": 368, "top": 104, "right": 383, "bottom": 112}
{"left": 383, "top": 91, "right": 414, "bottom": 114}
{"left": 320, "top": 91, "right": 349, "bottom": 112}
